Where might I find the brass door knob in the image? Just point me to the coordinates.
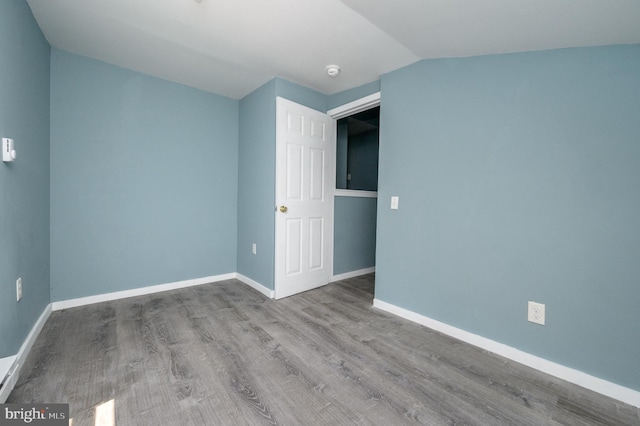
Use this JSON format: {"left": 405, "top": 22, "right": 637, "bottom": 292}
{"left": 279, "top": 205, "right": 288, "bottom": 213}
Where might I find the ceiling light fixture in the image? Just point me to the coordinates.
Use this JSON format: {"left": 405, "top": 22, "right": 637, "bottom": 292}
{"left": 326, "top": 65, "right": 341, "bottom": 78}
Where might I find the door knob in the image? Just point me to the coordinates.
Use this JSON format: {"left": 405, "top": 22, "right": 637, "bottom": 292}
{"left": 279, "top": 205, "right": 288, "bottom": 213}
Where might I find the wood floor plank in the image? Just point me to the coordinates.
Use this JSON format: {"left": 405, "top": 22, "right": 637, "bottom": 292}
{"left": 8, "top": 274, "right": 639, "bottom": 425}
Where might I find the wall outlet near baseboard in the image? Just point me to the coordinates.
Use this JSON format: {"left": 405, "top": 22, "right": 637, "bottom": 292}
{"left": 528, "top": 301, "right": 545, "bottom": 325}
{"left": 16, "top": 277, "right": 22, "bottom": 301}
{"left": 252, "top": 243, "right": 257, "bottom": 255}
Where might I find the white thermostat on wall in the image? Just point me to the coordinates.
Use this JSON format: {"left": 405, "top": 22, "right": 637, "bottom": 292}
{"left": 3, "top": 137, "right": 16, "bottom": 162}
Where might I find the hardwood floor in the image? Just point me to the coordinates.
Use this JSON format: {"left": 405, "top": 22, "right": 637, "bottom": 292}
{"left": 8, "top": 274, "right": 639, "bottom": 425}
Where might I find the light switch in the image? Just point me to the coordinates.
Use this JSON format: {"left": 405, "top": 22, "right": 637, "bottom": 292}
{"left": 390, "top": 196, "right": 399, "bottom": 210}
{"left": 2, "top": 138, "right": 16, "bottom": 162}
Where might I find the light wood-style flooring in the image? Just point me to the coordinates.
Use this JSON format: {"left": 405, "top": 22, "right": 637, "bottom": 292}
{"left": 8, "top": 274, "right": 640, "bottom": 425}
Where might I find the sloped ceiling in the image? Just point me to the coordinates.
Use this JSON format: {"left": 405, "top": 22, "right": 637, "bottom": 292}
{"left": 26, "top": 0, "right": 640, "bottom": 99}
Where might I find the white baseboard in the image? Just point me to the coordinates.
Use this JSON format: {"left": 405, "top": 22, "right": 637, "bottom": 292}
{"left": 0, "top": 303, "right": 52, "bottom": 403}
{"left": 331, "top": 267, "right": 375, "bottom": 282}
{"left": 51, "top": 273, "right": 236, "bottom": 311}
{"left": 236, "top": 273, "right": 274, "bottom": 298}
{"left": 0, "top": 356, "right": 17, "bottom": 385}
{"left": 373, "top": 298, "right": 640, "bottom": 408}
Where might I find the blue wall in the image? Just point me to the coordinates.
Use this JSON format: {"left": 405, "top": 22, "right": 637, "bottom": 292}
{"left": 275, "top": 78, "right": 327, "bottom": 113}
{"left": 237, "top": 80, "right": 277, "bottom": 289}
{"left": 328, "top": 80, "right": 381, "bottom": 110}
{"left": 376, "top": 45, "right": 640, "bottom": 390}
{"left": 0, "top": 0, "right": 50, "bottom": 357}
{"left": 334, "top": 196, "right": 377, "bottom": 275}
{"left": 50, "top": 49, "right": 238, "bottom": 301}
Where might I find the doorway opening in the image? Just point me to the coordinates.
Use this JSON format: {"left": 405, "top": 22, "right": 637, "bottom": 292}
{"left": 329, "top": 94, "right": 380, "bottom": 300}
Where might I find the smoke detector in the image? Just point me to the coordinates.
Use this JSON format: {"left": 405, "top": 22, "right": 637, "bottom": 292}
{"left": 326, "top": 65, "right": 341, "bottom": 78}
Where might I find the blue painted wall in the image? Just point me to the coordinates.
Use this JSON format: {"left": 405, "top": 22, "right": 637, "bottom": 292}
{"left": 237, "top": 80, "right": 277, "bottom": 289}
{"left": 376, "top": 45, "right": 640, "bottom": 390}
{"left": 334, "top": 196, "right": 377, "bottom": 275}
{"left": 0, "top": 0, "right": 50, "bottom": 357}
{"left": 275, "top": 78, "right": 327, "bottom": 113}
{"left": 50, "top": 49, "right": 238, "bottom": 301}
{"left": 328, "top": 81, "right": 381, "bottom": 110}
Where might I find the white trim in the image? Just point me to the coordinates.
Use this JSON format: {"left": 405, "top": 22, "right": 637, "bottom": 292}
{"left": 0, "top": 356, "right": 16, "bottom": 385}
{"left": 334, "top": 189, "right": 378, "bottom": 198}
{"left": 373, "top": 298, "right": 640, "bottom": 408}
{"left": 51, "top": 273, "right": 236, "bottom": 311}
{"left": 236, "top": 274, "right": 274, "bottom": 298}
{"left": 0, "top": 304, "right": 52, "bottom": 403}
{"left": 332, "top": 267, "right": 375, "bottom": 282}
{"left": 327, "top": 92, "right": 381, "bottom": 119}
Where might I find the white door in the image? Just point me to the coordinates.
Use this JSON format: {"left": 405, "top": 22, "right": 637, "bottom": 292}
{"left": 275, "top": 97, "right": 335, "bottom": 299}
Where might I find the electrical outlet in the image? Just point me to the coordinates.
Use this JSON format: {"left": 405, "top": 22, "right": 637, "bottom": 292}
{"left": 252, "top": 243, "right": 257, "bottom": 255}
{"left": 16, "top": 277, "right": 22, "bottom": 301}
{"left": 528, "top": 301, "right": 545, "bottom": 325}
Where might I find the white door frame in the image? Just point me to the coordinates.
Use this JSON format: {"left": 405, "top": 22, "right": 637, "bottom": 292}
{"left": 327, "top": 92, "right": 381, "bottom": 120}
{"left": 327, "top": 92, "right": 381, "bottom": 282}
{"left": 327, "top": 93, "right": 381, "bottom": 199}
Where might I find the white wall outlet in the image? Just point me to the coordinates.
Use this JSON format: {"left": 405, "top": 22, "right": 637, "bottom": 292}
{"left": 16, "top": 277, "right": 22, "bottom": 301}
{"left": 252, "top": 243, "right": 257, "bottom": 255}
{"left": 528, "top": 301, "right": 545, "bottom": 325}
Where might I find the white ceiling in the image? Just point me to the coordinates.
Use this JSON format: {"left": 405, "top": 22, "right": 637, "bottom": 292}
{"left": 26, "top": 0, "right": 640, "bottom": 100}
